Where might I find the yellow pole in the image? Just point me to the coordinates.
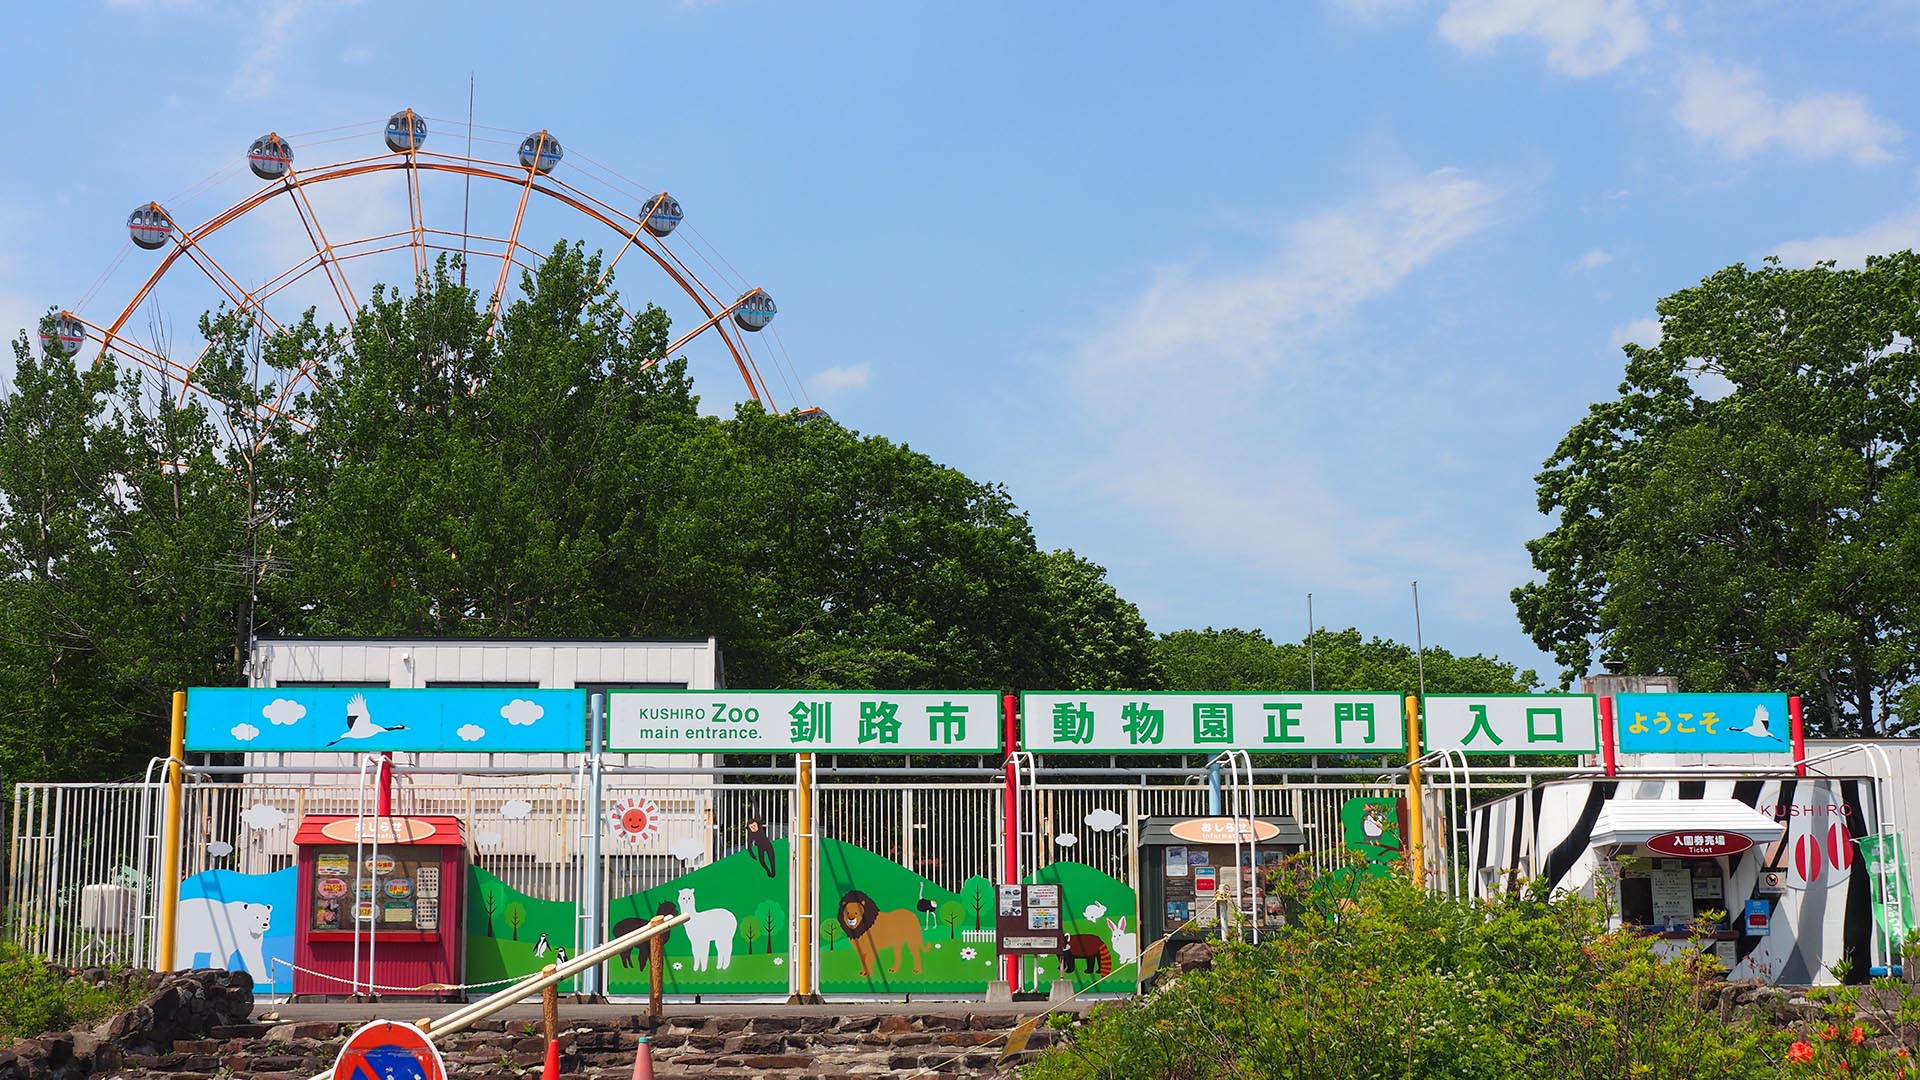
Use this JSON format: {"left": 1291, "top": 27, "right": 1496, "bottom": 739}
{"left": 793, "top": 751, "right": 814, "bottom": 1001}
{"left": 158, "top": 690, "right": 187, "bottom": 970}
{"left": 1404, "top": 695, "right": 1425, "bottom": 886}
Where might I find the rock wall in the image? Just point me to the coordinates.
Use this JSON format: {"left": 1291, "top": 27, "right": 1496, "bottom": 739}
{"left": 0, "top": 969, "right": 253, "bottom": 1080}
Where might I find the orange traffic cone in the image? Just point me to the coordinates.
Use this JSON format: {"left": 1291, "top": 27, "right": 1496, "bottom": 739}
{"left": 631, "top": 1034, "right": 655, "bottom": 1080}
{"left": 540, "top": 1038, "right": 561, "bottom": 1080}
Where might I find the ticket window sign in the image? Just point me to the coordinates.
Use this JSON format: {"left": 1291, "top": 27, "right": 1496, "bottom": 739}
{"left": 996, "top": 883, "right": 1065, "bottom": 955}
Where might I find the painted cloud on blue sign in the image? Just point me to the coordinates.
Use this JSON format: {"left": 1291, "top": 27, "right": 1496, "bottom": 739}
{"left": 501, "top": 699, "right": 544, "bottom": 726}
{"left": 231, "top": 723, "right": 260, "bottom": 742}
{"left": 457, "top": 724, "right": 486, "bottom": 742}
{"left": 261, "top": 699, "right": 305, "bottom": 726}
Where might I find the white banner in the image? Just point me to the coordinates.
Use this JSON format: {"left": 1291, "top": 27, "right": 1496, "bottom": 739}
{"left": 1020, "top": 692, "right": 1405, "bottom": 754}
{"left": 607, "top": 690, "right": 1002, "bottom": 753}
{"left": 1421, "top": 694, "right": 1599, "bottom": 754}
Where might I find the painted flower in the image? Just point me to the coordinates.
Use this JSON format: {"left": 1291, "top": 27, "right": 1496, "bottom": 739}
{"left": 1788, "top": 1040, "right": 1814, "bottom": 1064}
{"left": 1850, "top": 1025, "right": 1866, "bottom": 1045}
{"left": 961, "top": 947, "right": 977, "bottom": 961}
{"left": 773, "top": 958, "right": 784, "bottom": 966}
{"left": 671, "top": 962, "right": 682, "bottom": 971}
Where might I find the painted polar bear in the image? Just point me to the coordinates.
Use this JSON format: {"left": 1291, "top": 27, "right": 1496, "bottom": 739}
{"left": 173, "top": 898, "right": 273, "bottom": 982}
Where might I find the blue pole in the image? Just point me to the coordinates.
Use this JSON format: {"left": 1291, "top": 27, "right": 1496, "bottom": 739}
{"left": 583, "top": 692, "right": 605, "bottom": 996}
{"left": 1208, "top": 761, "right": 1223, "bottom": 816}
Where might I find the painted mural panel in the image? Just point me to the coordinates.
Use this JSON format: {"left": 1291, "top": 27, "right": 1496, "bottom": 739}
{"left": 818, "top": 839, "right": 997, "bottom": 994}
{"left": 605, "top": 840, "right": 793, "bottom": 996}
{"left": 1022, "top": 861, "right": 1139, "bottom": 994}
{"left": 176, "top": 868, "right": 296, "bottom": 996}
{"left": 465, "top": 867, "right": 578, "bottom": 993}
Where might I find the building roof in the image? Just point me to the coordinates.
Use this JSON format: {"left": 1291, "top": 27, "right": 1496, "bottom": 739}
{"left": 1589, "top": 798, "right": 1785, "bottom": 849}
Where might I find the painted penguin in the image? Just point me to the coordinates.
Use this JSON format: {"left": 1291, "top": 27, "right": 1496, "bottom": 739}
{"left": 533, "top": 932, "right": 550, "bottom": 957}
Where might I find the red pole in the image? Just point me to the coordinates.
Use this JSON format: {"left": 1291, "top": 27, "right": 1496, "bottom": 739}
{"left": 1790, "top": 695, "right": 1806, "bottom": 777}
{"left": 376, "top": 751, "right": 394, "bottom": 817}
{"left": 1598, "top": 696, "right": 1618, "bottom": 777}
{"left": 1001, "top": 693, "right": 1019, "bottom": 990}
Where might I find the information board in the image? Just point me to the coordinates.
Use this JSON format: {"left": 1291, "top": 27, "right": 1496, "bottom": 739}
{"left": 607, "top": 690, "right": 1001, "bottom": 753}
{"left": 996, "top": 883, "right": 1066, "bottom": 955}
{"left": 1021, "top": 692, "right": 1406, "bottom": 754}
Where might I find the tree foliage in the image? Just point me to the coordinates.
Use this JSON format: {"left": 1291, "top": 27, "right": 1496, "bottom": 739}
{"left": 1156, "top": 627, "right": 1538, "bottom": 696}
{"left": 1513, "top": 254, "right": 1920, "bottom": 735}
{"left": 0, "top": 244, "right": 1160, "bottom": 783}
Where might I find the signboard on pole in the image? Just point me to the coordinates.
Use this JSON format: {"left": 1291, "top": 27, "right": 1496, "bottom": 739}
{"left": 1614, "top": 692, "right": 1792, "bottom": 754}
{"left": 1421, "top": 694, "right": 1599, "bottom": 755}
{"left": 185, "top": 687, "right": 587, "bottom": 753}
{"left": 606, "top": 690, "right": 1001, "bottom": 753}
{"left": 1020, "top": 692, "right": 1405, "bottom": 754}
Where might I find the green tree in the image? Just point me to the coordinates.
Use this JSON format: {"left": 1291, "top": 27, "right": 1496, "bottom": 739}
{"left": 754, "top": 900, "right": 784, "bottom": 954}
{"left": 739, "top": 914, "right": 763, "bottom": 954}
{"left": 1157, "top": 627, "right": 1538, "bottom": 695}
{"left": 0, "top": 244, "right": 1161, "bottom": 782}
{"left": 504, "top": 902, "right": 526, "bottom": 940}
{"left": 939, "top": 900, "right": 965, "bottom": 939}
{"left": 1513, "top": 254, "right": 1920, "bottom": 735}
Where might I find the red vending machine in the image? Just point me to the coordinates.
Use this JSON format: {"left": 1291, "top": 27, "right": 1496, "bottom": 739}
{"left": 292, "top": 815, "right": 466, "bottom": 999}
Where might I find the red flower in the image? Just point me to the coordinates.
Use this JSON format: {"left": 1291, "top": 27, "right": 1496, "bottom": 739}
{"left": 1789, "top": 1040, "right": 1815, "bottom": 1064}
{"left": 1824, "top": 1025, "right": 1840, "bottom": 1041}
{"left": 1852, "top": 1025, "right": 1867, "bottom": 1045}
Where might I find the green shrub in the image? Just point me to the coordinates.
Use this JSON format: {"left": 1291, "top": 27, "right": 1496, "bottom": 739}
{"left": 1023, "top": 867, "right": 1895, "bottom": 1079}
{"left": 0, "top": 942, "right": 145, "bottom": 1043}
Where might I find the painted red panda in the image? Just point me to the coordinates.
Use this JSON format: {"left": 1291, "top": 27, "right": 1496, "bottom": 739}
{"left": 1059, "top": 933, "right": 1111, "bottom": 976}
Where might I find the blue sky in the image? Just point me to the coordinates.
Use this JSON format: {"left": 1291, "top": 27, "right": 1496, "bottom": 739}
{"left": 4, "top": 1, "right": 1918, "bottom": 683}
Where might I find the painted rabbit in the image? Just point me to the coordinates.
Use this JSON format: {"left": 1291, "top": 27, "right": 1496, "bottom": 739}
{"left": 1108, "top": 917, "right": 1137, "bottom": 967}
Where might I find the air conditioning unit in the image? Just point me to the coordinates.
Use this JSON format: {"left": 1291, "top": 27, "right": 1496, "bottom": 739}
{"left": 80, "top": 883, "right": 137, "bottom": 936}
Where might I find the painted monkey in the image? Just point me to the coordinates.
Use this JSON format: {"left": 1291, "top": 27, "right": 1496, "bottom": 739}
{"left": 746, "top": 816, "right": 777, "bottom": 878}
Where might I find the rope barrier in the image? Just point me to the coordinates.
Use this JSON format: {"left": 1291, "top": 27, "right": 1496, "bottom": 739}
{"left": 267, "top": 957, "right": 529, "bottom": 994}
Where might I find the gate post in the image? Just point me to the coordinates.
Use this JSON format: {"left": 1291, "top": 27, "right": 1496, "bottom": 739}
{"left": 791, "top": 751, "right": 816, "bottom": 1001}
{"left": 157, "top": 691, "right": 186, "bottom": 971}
{"left": 582, "top": 693, "right": 606, "bottom": 996}
{"left": 1403, "top": 695, "right": 1424, "bottom": 887}
{"left": 1000, "top": 693, "right": 1019, "bottom": 992}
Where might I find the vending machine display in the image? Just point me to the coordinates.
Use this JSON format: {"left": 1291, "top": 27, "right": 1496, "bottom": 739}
{"left": 291, "top": 815, "right": 466, "bottom": 999}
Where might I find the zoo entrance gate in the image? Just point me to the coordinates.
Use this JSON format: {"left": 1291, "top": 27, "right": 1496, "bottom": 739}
{"left": 6, "top": 765, "right": 1485, "bottom": 1000}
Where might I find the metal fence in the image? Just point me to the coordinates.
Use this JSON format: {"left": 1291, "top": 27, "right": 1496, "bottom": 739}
{"left": 9, "top": 769, "right": 1480, "bottom": 980}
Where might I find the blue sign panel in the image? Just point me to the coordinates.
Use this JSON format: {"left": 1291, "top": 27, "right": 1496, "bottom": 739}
{"left": 1614, "top": 692, "right": 1792, "bottom": 754}
{"left": 185, "top": 687, "right": 587, "bottom": 753}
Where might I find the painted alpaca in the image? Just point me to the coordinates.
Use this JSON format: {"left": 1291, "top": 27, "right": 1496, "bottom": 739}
{"left": 1059, "top": 932, "right": 1111, "bottom": 976}
{"left": 678, "top": 887, "right": 737, "bottom": 972}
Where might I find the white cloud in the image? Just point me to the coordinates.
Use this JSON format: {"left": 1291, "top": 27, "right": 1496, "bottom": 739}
{"left": 1437, "top": 0, "right": 1650, "bottom": 77}
{"left": 206, "top": 841, "right": 234, "bottom": 857}
{"left": 668, "top": 838, "right": 707, "bottom": 864}
{"left": 1772, "top": 208, "right": 1920, "bottom": 267}
{"left": 1675, "top": 63, "right": 1900, "bottom": 164}
{"left": 230, "top": 722, "right": 261, "bottom": 742}
{"left": 241, "top": 803, "right": 287, "bottom": 830}
{"left": 475, "top": 830, "right": 502, "bottom": 848}
{"left": 1571, "top": 248, "right": 1614, "bottom": 271}
{"left": 1068, "top": 169, "right": 1514, "bottom": 612}
{"left": 500, "top": 799, "right": 533, "bottom": 820}
{"left": 1608, "top": 316, "right": 1662, "bottom": 349}
{"left": 456, "top": 723, "right": 486, "bottom": 742}
{"left": 261, "top": 698, "right": 306, "bottom": 725}
{"left": 1083, "top": 808, "right": 1124, "bottom": 833}
{"left": 500, "top": 699, "right": 544, "bottom": 726}
{"left": 1330, "top": 0, "right": 1426, "bottom": 18}
{"left": 228, "top": 1, "right": 306, "bottom": 103}
{"left": 1054, "top": 833, "right": 1079, "bottom": 848}
{"left": 809, "top": 363, "right": 871, "bottom": 399}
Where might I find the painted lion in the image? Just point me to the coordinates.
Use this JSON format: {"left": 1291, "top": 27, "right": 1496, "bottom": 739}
{"left": 838, "top": 889, "right": 925, "bottom": 976}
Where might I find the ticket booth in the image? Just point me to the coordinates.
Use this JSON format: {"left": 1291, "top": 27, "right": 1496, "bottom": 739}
{"left": 292, "top": 815, "right": 466, "bottom": 999}
{"left": 1588, "top": 799, "right": 1786, "bottom": 965}
{"left": 1137, "top": 815, "right": 1306, "bottom": 969}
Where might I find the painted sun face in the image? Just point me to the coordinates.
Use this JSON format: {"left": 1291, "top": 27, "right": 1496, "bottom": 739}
{"left": 609, "top": 796, "right": 662, "bottom": 845}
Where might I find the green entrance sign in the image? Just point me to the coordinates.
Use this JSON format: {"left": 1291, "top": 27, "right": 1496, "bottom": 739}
{"left": 1421, "top": 694, "right": 1599, "bottom": 755}
{"left": 1020, "top": 692, "right": 1405, "bottom": 754}
{"left": 606, "top": 690, "right": 1001, "bottom": 753}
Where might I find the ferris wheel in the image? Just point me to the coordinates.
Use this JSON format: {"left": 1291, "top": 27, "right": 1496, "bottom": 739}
{"left": 40, "top": 108, "right": 821, "bottom": 425}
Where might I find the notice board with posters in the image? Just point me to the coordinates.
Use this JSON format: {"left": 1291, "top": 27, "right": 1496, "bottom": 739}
{"left": 996, "top": 883, "right": 1066, "bottom": 955}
